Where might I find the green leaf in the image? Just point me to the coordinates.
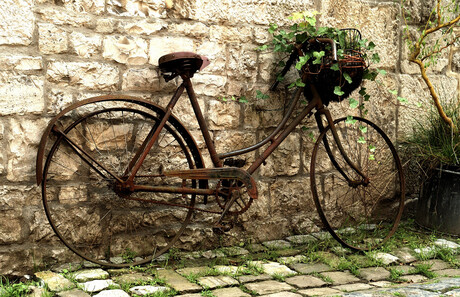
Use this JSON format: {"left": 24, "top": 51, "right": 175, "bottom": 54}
{"left": 357, "top": 136, "right": 366, "bottom": 144}
{"left": 256, "top": 90, "right": 269, "bottom": 100}
{"left": 239, "top": 96, "right": 248, "bottom": 103}
{"left": 295, "top": 55, "right": 310, "bottom": 70}
{"left": 369, "top": 154, "right": 375, "bottom": 161}
{"left": 343, "top": 73, "right": 353, "bottom": 84}
{"left": 377, "top": 69, "right": 387, "bottom": 75}
{"left": 268, "top": 23, "right": 278, "bottom": 34}
{"left": 312, "top": 51, "right": 325, "bottom": 64}
{"left": 371, "top": 53, "right": 381, "bottom": 63}
{"left": 367, "top": 41, "right": 376, "bottom": 50}
{"left": 397, "top": 96, "right": 408, "bottom": 103}
{"left": 369, "top": 144, "right": 376, "bottom": 152}
{"left": 346, "top": 116, "right": 357, "bottom": 125}
{"left": 331, "top": 63, "right": 340, "bottom": 71}
{"left": 334, "top": 86, "right": 345, "bottom": 96}
{"left": 257, "top": 44, "right": 268, "bottom": 51}
{"left": 388, "top": 89, "right": 398, "bottom": 95}
{"left": 363, "top": 69, "right": 378, "bottom": 81}
{"left": 349, "top": 98, "right": 359, "bottom": 109}
{"left": 359, "top": 125, "right": 367, "bottom": 133}
{"left": 296, "top": 79, "right": 306, "bottom": 87}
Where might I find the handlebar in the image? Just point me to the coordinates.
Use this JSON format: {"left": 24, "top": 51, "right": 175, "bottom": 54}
{"left": 270, "top": 37, "right": 337, "bottom": 91}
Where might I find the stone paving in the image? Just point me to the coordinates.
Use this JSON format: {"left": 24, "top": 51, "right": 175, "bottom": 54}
{"left": 11, "top": 234, "right": 460, "bottom": 296}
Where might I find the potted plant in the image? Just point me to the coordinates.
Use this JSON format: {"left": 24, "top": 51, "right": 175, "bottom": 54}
{"left": 401, "top": 0, "right": 460, "bottom": 235}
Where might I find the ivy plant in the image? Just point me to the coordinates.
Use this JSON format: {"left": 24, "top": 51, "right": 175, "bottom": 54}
{"left": 258, "top": 10, "right": 382, "bottom": 115}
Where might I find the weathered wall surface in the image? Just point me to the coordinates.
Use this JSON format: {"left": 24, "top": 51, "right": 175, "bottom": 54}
{"left": 0, "top": 0, "right": 458, "bottom": 274}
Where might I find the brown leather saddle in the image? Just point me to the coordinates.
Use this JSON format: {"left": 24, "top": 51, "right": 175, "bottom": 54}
{"left": 159, "top": 52, "right": 210, "bottom": 80}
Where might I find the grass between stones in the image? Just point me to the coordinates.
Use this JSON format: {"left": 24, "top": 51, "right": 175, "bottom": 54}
{"left": 1, "top": 220, "right": 459, "bottom": 296}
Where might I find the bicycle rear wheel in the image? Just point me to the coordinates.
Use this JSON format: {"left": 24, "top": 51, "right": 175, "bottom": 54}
{"left": 42, "top": 101, "right": 203, "bottom": 267}
{"left": 310, "top": 117, "right": 404, "bottom": 250}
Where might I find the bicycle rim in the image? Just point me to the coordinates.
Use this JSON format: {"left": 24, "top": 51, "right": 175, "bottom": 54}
{"left": 310, "top": 117, "right": 405, "bottom": 250}
{"left": 42, "top": 104, "right": 203, "bottom": 267}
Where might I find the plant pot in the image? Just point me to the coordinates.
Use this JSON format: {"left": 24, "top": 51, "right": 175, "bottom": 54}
{"left": 415, "top": 165, "right": 460, "bottom": 236}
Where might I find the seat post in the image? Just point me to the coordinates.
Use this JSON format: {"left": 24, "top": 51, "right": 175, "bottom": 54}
{"left": 183, "top": 76, "right": 223, "bottom": 168}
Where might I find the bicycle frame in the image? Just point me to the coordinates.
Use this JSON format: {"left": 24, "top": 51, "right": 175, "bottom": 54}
{"left": 125, "top": 73, "right": 366, "bottom": 190}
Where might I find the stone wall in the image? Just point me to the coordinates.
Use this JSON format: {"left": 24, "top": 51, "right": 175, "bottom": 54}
{"left": 0, "top": 0, "right": 458, "bottom": 275}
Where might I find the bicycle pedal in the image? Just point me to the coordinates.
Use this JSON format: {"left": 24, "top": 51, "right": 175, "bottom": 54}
{"left": 223, "top": 158, "right": 246, "bottom": 168}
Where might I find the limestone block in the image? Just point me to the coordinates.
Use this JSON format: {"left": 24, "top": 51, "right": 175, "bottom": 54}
{"left": 259, "top": 133, "right": 300, "bottom": 177}
{"left": 0, "top": 55, "right": 43, "bottom": 71}
{"left": 227, "top": 45, "right": 258, "bottom": 80}
{"left": 0, "top": 73, "right": 45, "bottom": 115}
{"left": 39, "top": 23, "right": 68, "bottom": 54}
{"left": 35, "top": 271, "right": 75, "bottom": 292}
{"left": 35, "top": 7, "right": 94, "bottom": 28}
{"left": 192, "top": 73, "right": 227, "bottom": 97}
{"left": 214, "top": 130, "right": 256, "bottom": 157}
{"left": 70, "top": 32, "right": 102, "bottom": 58}
{"left": 0, "top": 185, "right": 40, "bottom": 209}
{"left": 0, "top": 210, "right": 24, "bottom": 244}
{"left": 149, "top": 36, "right": 195, "bottom": 66}
{"left": 176, "top": 0, "right": 314, "bottom": 26}
{"left": 47, "top": 61, "right": 119, "bottom": 90}
{"left": 107, "top": 0, "right": 166, "bottom": 17}
{"left": 103, "top": 36, "right": 149, "bottom": 65}
{"left": 208, "top": 100, "right": 240, "bottom": 130}
{"left": 170, "top": 22, "right": 209, "bottom": 38}
{"left": 359, "top": 75, "right": 398, "bottom": 138}
{"left": 122, "top": 20, "right": 168, "bottom": 35}
{"left": 122, "top": 68, "right": 160, "bottom": 91}
{"left": 0, "top": 0, "right": 34, "bottom": 45}
{"left": 401, "top": 0, "right": 432, "bottom": 24}
{"left": 30, "top": 209, "right": 56, "bottom": 242}
{"left": 270, "top": 178, "right": 316, "bottom": 220}
{"left": 320, "top": 0, "right": 399, "bottom": 70}
{"left": 47, "top": 89, "right": 74, "bottom": 114}
{"left": 6, "top": 118, "right": 48, "bottom": 182}
{"left": 254, "top": 27, "right": 271, "bottom": 45}
{"left": 63, "top": 0, "right": 105, "bottom": 15}
{"left": 258, "top": 51, "right": 279, "bottom": 83}
{"left": 209, "top": 25, "right": 253, "bottom": 44}
{"left": 197, "top": 41, "right": 226, "bottom": 74}
{"left": 96, "top": 18, "right": 117, "bottom": 34}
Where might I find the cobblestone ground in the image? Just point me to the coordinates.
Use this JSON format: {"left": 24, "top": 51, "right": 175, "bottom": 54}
{"left": 3, "top": 224, "right": 460, "bottom": 297}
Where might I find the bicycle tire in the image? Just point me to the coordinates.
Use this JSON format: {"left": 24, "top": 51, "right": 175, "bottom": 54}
{"left": 310, "top": 117, "right": 405, "bottom": 250}
{"left": 41, "top": 99, "right": 204, "bottom": 267}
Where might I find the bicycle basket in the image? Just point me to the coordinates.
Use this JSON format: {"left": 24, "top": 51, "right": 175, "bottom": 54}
{"left": 302, "top": 28, "right": 367, "bottom": 106}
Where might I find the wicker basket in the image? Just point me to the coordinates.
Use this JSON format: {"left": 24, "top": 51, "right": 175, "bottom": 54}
{"left": 302, "top": 29, "right": 367, "bottom": 106}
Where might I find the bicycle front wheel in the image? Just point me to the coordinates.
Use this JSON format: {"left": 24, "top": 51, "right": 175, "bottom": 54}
{"left": 310, "top": 117, "right": 404, "bottom": 250}
{"left": 42, "top": 102, "right": 203, "bottom": 267}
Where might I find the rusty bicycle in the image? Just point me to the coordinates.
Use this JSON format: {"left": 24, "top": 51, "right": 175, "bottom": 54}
{"left": 36, "top": 29, "right": 405, "bottom": 267}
